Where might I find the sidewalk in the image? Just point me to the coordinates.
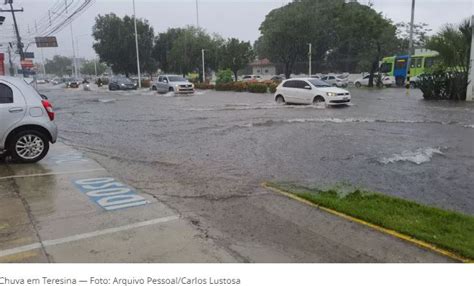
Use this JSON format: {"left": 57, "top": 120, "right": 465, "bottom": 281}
{"left": 0, "top": 143, "right": 235, "bottom": 262}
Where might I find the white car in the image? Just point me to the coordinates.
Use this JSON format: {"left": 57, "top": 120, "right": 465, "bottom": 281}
{"left": 320, "top": 75, "right": 348, "bottom": 87}
{"left": 151, "top": 75, "right": 195, "bottom": 94}
{"left": 274, "top": 78, "right": 351, "bottom": 106}
{"left": 0, "top": 76, "right": 58, "bottom": 163}
{"left": 242, "top": 75, "right": 262, "bottom": 82}
{"left": 354, "top": 74, "right": 395, "bottom": 88}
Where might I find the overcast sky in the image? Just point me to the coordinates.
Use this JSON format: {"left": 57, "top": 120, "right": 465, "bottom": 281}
{"left": 0, "top": 0, "right": 472, "bottom": 62}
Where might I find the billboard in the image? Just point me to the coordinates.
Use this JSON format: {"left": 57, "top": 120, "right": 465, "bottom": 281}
{"left": 24, "top": 52, "right": 35, "bottom": 59}
{"left": 21, "top": 59, "right": 34, "bottom": 69}
{"left": 0, "top": 53, "right": 5, "bottom": 76}
{"left": 35, "top": 37, "right": 58, "bottom": 48}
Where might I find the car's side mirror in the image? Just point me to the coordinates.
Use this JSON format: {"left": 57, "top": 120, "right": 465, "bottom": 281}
{"left": 163, "top": 80, "right": 168, "bottom": 83}
{"left": 304, "top": 85, "right": 311, "bottom": 90}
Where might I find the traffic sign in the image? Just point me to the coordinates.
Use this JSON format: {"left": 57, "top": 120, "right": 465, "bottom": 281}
{"left": 0, "top": 53, "right": 5, "bottom": 76}
{"left": 35, "top": 36, "right": 58, "bottom": 48}
{"left": 21, "top": 59, "right": 34, "bottom": 68}
{"left": 24, "top": 52, "right": 34, "bottom": 59}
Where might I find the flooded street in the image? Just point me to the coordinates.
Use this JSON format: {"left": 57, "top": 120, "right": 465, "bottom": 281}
{"left": 2, "top": 85, "right": 472, "bottom": 262}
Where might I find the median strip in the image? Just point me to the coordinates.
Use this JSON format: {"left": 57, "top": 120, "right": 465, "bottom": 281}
{"left": 262, "top": 182, "right": 474, "bottom": 263}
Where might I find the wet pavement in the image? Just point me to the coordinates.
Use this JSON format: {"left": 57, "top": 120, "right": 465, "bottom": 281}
{"left": 2, "top": 84, "right": 473, "bottom": 262}
{"left": 0, "top": 143, "right": 234, "bottom": 262}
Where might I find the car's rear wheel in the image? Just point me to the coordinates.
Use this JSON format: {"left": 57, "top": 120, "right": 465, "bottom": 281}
{"left": 355, "top": 82, "right": 362, "bottom": 88}
{"left": 313, "top": 96, "right": 325, "bottom": 105}
{"left": 275, "top": 95, "right": 285, "bottom": 104}
{"left": 8, "top": 130, "right": 49, "bottom": 163}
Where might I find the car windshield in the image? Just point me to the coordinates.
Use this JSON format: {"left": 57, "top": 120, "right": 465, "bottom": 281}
{"left": 116, "top": 78, "right": 133, "bottom": 84}
{"left": 308, "top": 79, "right": 331, "bottom": 87}
{"left": 168, "top": 76, "right": 186, "bottom": 82}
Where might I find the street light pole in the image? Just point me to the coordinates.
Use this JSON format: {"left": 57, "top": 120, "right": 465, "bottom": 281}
{"left": 201, "top": 49, "right": 205, "bottom": 83}
{"left": 195, "top": 0, "right": 200, "bottom": 28}
{"left": 406, "top": 0, "right": 416, "bottom": 86}
{"left": 308, "top": 43, "right": 312, "bottom": 77}
{"left": 466, "top": 15, "right": 474, "bottom": 101}
{"left": 65, "top": 0, "right": 78, "bottom": 78}
{"left": 133, "top": 0, "right": 142, "bottom": 88}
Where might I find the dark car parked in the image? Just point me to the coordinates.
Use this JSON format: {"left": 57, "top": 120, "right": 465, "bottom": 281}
{"left": 108, "top": 77, "right": 138, "bottom": 91}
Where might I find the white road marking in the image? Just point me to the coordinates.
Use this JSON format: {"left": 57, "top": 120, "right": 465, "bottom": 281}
{"left": 0, "top": 168, "right": 106, "bottom": 180}
{"left": 0, "top": 216, "right": 179, "bottom": 258}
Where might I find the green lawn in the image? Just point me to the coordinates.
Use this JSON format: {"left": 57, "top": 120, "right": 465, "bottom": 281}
{"left": 268, "top": 182, "right": 474, "bottom": 261}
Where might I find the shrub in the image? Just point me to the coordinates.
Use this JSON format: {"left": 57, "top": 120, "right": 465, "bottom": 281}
{"left": 195, "top": 83, "right": 215, "bottom": 89}
{"left": 415, "top": 71, "right": 467, "bottom": 100}
{"left": 141, "top": 79, "right": 151, "bottom": 88}
{"left": 247, "top": 83, "right": 268, "bottom": 93}
{"left": 269, "top": 83, "right": 278, "bottom": 93}
{"left": 215, "top": 82, "right": 233, "bottom": 91}
{"left": 232, "top": 81, "right": 248, "bottom": 92}
{"left": 262, "top": 80, "right": 274, "bottom": 86}
{"left": 216, "top": 69, "right": 234, "bottom": 85}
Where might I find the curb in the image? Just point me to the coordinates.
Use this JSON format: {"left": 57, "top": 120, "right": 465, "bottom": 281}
{"left": 261, "top": 182, "right": 473, "bottom": 263}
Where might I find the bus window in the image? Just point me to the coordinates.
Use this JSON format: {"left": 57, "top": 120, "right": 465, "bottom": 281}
{"left": 410, "top": 58, "right": 421, "bottom": 68}
{"left": 416, "top": 58, "right": 422, "bottom": 68}
{"left": 424, "top": 57, "right": 436, "bottom": 68}
{"left": 395, "top": 60, "right": 406, "bottom": 70}
{"left": 380, "top": 63, "right": 392, "bottom": 73}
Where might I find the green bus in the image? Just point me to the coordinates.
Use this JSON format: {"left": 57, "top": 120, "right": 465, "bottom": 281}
{"left": 380, "top": 51, "right": 439, "bottom": 86}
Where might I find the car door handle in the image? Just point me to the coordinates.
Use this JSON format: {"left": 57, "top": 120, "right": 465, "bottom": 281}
{"left": 9, "top": 107, "right": 24, "bottom": 113}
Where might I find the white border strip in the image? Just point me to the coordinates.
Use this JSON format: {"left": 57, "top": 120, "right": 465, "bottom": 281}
{"left": 0, "top": 216, "right": 179, "bottom": 258}
{"left": 0, "top": 168, "right": 106, "bottom": 180}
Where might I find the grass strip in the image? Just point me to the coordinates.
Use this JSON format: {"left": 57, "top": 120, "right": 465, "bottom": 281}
{"left": 268, "top": 182, "right": 474, "bottom": 261}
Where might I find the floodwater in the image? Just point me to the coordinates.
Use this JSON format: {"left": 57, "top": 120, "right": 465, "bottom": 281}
{"left": 30, "top": 85, "right": 473, "bottom": 262}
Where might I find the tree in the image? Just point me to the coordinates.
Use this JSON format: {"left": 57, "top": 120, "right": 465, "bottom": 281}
{"left": 396, "top": 22, "right": 432, "bottom": 53}
{"left": 92, "top": 13, "right": 157, "bottom": 77}
{"left": 44, "top": 55, "right": 72, "bottom": 76}
{"left": 152, "top": 28, "right": 185, "bottom": 73}
{"left": 426, "top": 19, "right": 472, "bottom": 73}
{"left": 80, "top": 60, "right": 108, "bottom": 76}
{"left": 417, "top": 18, "right": 472, "bottom": 101}
{"left": 219, "top": 38, "right": 254, "bottom": 81}
{"left": 257, "top": 1, "right": 333, "bottom": 78}
{"left": 166, "top": 26, "right": 223, "bottom": 80}
{"left": 257, "top": 0, "right": 399, "bottom": 81}
{"left": 328, "top": 2, "right": 398, "bottom": 79}
{"left": 332, "top": 2, "right": 398, "bottom": 87}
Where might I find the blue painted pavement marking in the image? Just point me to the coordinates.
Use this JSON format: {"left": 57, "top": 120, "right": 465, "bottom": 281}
{"left": 73, "top": 177, "right": 150, "bottom": 211}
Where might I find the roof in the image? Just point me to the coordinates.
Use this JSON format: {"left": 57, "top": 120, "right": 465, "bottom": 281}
{"left": 250, "top": 58, "right": 273, "bottom": 66}
{"left": 0, "top": 76, "right": 30, "bottom": 86}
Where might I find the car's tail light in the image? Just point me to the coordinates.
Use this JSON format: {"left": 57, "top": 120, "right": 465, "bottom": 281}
{"left": 42, "top": 100, "right": 55, "bottom": 121}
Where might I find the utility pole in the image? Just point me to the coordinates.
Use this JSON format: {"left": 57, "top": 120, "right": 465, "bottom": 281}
{"left": 7, "top": 43, "right": 14, "bottom": 76}
{"left": 35, "top": 20, "right": 46, "bottom": 77}
{"left": 65, "top": 0, "right": 78, "bottom": 78}
{"left": 1, "top": 0, "right": 26, "bottom": 76}
{"left": 195, "top": 0, "right": 200, "bottom": 28}
{"left": 406, "top": 0, "right": 416, "bottom": 86}
{"left": 308, "top": 43, "right": 312, "bottom": 77}
{"left": 132, "top": 0, "right": 142, "bottom": 88}
{"left": 466, "top": 15, "right": 474, "bottom": 101}
{"left": 201, "top": 49, "right": 205, "bottom": 83}
{"left": 94, "top": 60, "right": 98, "bottom": 77}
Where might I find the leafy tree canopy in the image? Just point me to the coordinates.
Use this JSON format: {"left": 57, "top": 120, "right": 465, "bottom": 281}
{"left": 92, "top": 13, "right": 157, "bottom": 77}
{"left": 219, "top": 38, "right": 254, "bottom": 80}
{"left": 44, "top": 55, "right": 72, "bottom": 76}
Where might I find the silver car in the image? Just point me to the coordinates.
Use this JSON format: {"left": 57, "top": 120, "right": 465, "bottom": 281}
{"left": 0, "top": 76, "right": 58, "bottom": 163}
{"left": 151, "top": 75, "right": 195, "bottom": 94}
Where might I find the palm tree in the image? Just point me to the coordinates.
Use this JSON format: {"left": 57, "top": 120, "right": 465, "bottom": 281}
{"left": 426, "top": 18, "right": 472, "bottom": 73}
